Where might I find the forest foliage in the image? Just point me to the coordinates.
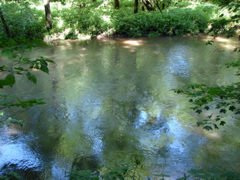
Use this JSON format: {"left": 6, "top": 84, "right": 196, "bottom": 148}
{"left": 0, "top": 0, "right": 238, "bottom": 39}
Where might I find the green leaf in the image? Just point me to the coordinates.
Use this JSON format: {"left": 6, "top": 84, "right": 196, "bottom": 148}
{"left": 206, "top": 40, "right": 214, "bottom": 45}
{"left": 0, "top": 80, "right": 5, "bottom": 88}
{"left": 14, "top": 67, "right": 25, "bottom": 71}
{"left": 1, "top": 48, "right": 14, "bottom": 58}
{"left": 208, "top": 115, "right": 212, "bottom": 118}
{"left": 26, "top": 72, "right": 37, "bottom": 84}
{"left": 203, "top": 126, "right": 213, "bottom": 131}
{"left": 229, "top": 106, "right": 236, "bottom": 111}
{"left": 220, "top": 121, "right": 226, "bottom": 126}
{"left": 40, "top": 59, "right": 48, "bottom": 66}
{"left": 5, "top": 74, "right": 15, "bottom": 87}
{"left": 220, "top": 94, "right": 227, "bottom": 99}
{"left": 191, "top": 106, "right": 199, "bottom": 110}
{"left": 6, "top": 39, "right": 16, "bottom": 46}
{"left": 197, "top": 122, "right": 203, "bottom": 126}
{"left": 40, "top": 64, "right": 49, "bottom": 74}
{"left": 204, "top": 106, "right": 210, "bottom": 110}
{"left": 213, "top": 124, "right": 219, "bottom": 129}
{"left": 216, "top": 117, "right": 221, "bottom": 121}
{"left": 196, "top": 109, "right": 202, "bottom": 114}
{"left": 220, "top": 109, "right": 227, "bottom": 113}
{"left": 173, "top": 89, "right": 183, "bottom": 94}
{"left": 0, "top": 65, "right": 7, "bottom": 71}
{"left": 36, "top": 102, "right": 46, "bottom": 105}
{"left": 7, "top": 117, "right": 24, "bottom": 127}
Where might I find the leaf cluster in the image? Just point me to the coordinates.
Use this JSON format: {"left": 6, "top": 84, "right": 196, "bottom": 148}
{"left": 173, "top": 59, "right": 240, "bottom": 130}
{"left": 0, "top": 171, "right": 22, "bottom": 180}
{"left": 187, "top": 168, "right": 240, "bottom": 180}
{"left": 0, "top": 36, "right": 54, "bottom": 127}
{"left": 66, "top": 164, "right": 240, "bottom": 180}
{"left": 111, "top": 6, "right": 213, "bottom": 37}
{"left": 0, "top": 38, "right": 53, "bottom": 86}
{"left": 208, "top": 0, "right": 239, "bottom": 37}
{"left": 67, "top": 159, "right": 145, "bottom": 180}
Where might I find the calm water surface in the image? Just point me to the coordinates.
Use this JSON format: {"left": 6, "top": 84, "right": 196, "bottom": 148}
{"left": 0, "top": 36, "right": 239, "bottom": 179}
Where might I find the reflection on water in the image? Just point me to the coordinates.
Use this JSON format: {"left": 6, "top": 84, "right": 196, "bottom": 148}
{"left": 0, "top": 36, "right": 239, "bottom": 179}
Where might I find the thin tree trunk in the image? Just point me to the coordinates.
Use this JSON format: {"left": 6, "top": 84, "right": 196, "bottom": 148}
{"left": 0, "top": 7, "right": 11, "bottom": 37}
{"left": 142, "top": 0, "right": 155, "bottom": 11}
{"left": 134, "top": 0, "right": 139, "bottom": 13}
{"left": 114, "top": 0, "right": 120, "bottom": 9}
{"left": 44, "top": 0, "right": 52, "bottom": 30}
{"left": 154, "top": 0, "right": 162, "bottom": 13}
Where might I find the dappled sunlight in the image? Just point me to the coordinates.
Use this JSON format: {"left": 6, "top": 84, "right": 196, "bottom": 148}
{"left": 101, "top": 15, "right": 111, "bottom": 23}
{"left": 44, "top": 28, "right": 91, "bottom": 42}
{"left": 215, "top": 37, "right": 239, "bottom": 50}
{"left": 203, "top": 131, "right": 221, "bottom": 139}
{"left": 200, "top": 35, "right": 231, "bottom": 43}
{"left": 215, "top": 37, "right": 231, "bottom": 42}
{"left": 199, "top": 35, "right": 239, "bottom": 51}
{"left": 186, "top": 1, "right": 202, "bottom": 9}
{"left": 121, "top": 39, "right": 145, "bottom": 46}
{"left": 57, "top": 19, "right": 64, "bottom": 28}
{"left": 119, "top": 39, "right": 146, "bottom": 52}
{"left": 219, "top": 43, "right": 237, "bottom": 50}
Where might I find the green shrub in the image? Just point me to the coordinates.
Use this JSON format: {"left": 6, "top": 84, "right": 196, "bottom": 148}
{"left": 56, "top": 7, "right": 109, "bottom": 37}
{"left": 0, "top": 2, "right": 46, "bottom": 39}
{"left": 111, "top": 6, "right": 213, "bottom": 37}
{"left": 148, "top": 31, "right": 160, "bottom": 37}
{"left": 111, "top": 11, "right": 159, "bottom": 37}
{"left": 160, "top": 7, "right": 210, "bottom": 35}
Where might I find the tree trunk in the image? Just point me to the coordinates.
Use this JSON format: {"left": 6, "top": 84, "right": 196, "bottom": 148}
{"left": 114, "top": 0, "right": 120, "bottom": 9}
{"left": 0, "top": 7, "right": 11, "bottom": 37}
{"left": 153, "top": 0, "right": 162, "bottom": 13}
{"left": 134, "top": 0, "right": 139, "bottom": 13}
{"left": 44, "top": 0, "right": 52, "bottom": 30}
{"left": 142, "top": 0, "right": 155, "bottom": 11}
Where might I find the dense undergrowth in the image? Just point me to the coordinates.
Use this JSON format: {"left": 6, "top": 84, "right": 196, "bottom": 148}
{"left": 0, "top": 0, "right": 231, "bottom": 39}
{"left": 0, "top": 2, "right": 46, "bottom": 39}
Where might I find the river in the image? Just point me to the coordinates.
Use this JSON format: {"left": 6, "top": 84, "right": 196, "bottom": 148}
{"left": 0, "top": 35, "right": 239, "bottom": 179}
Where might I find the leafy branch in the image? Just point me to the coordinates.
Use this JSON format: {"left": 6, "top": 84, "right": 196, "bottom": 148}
{"left": 173, "top": 59, "right": 240, "bottom": 130}
{"left": 0, "top": 35, "right": 54, "bottom": 127}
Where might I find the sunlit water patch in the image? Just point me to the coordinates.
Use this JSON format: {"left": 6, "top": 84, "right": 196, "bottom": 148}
{"left": 0, "top": 127, "right": 42, "bottom": 175}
